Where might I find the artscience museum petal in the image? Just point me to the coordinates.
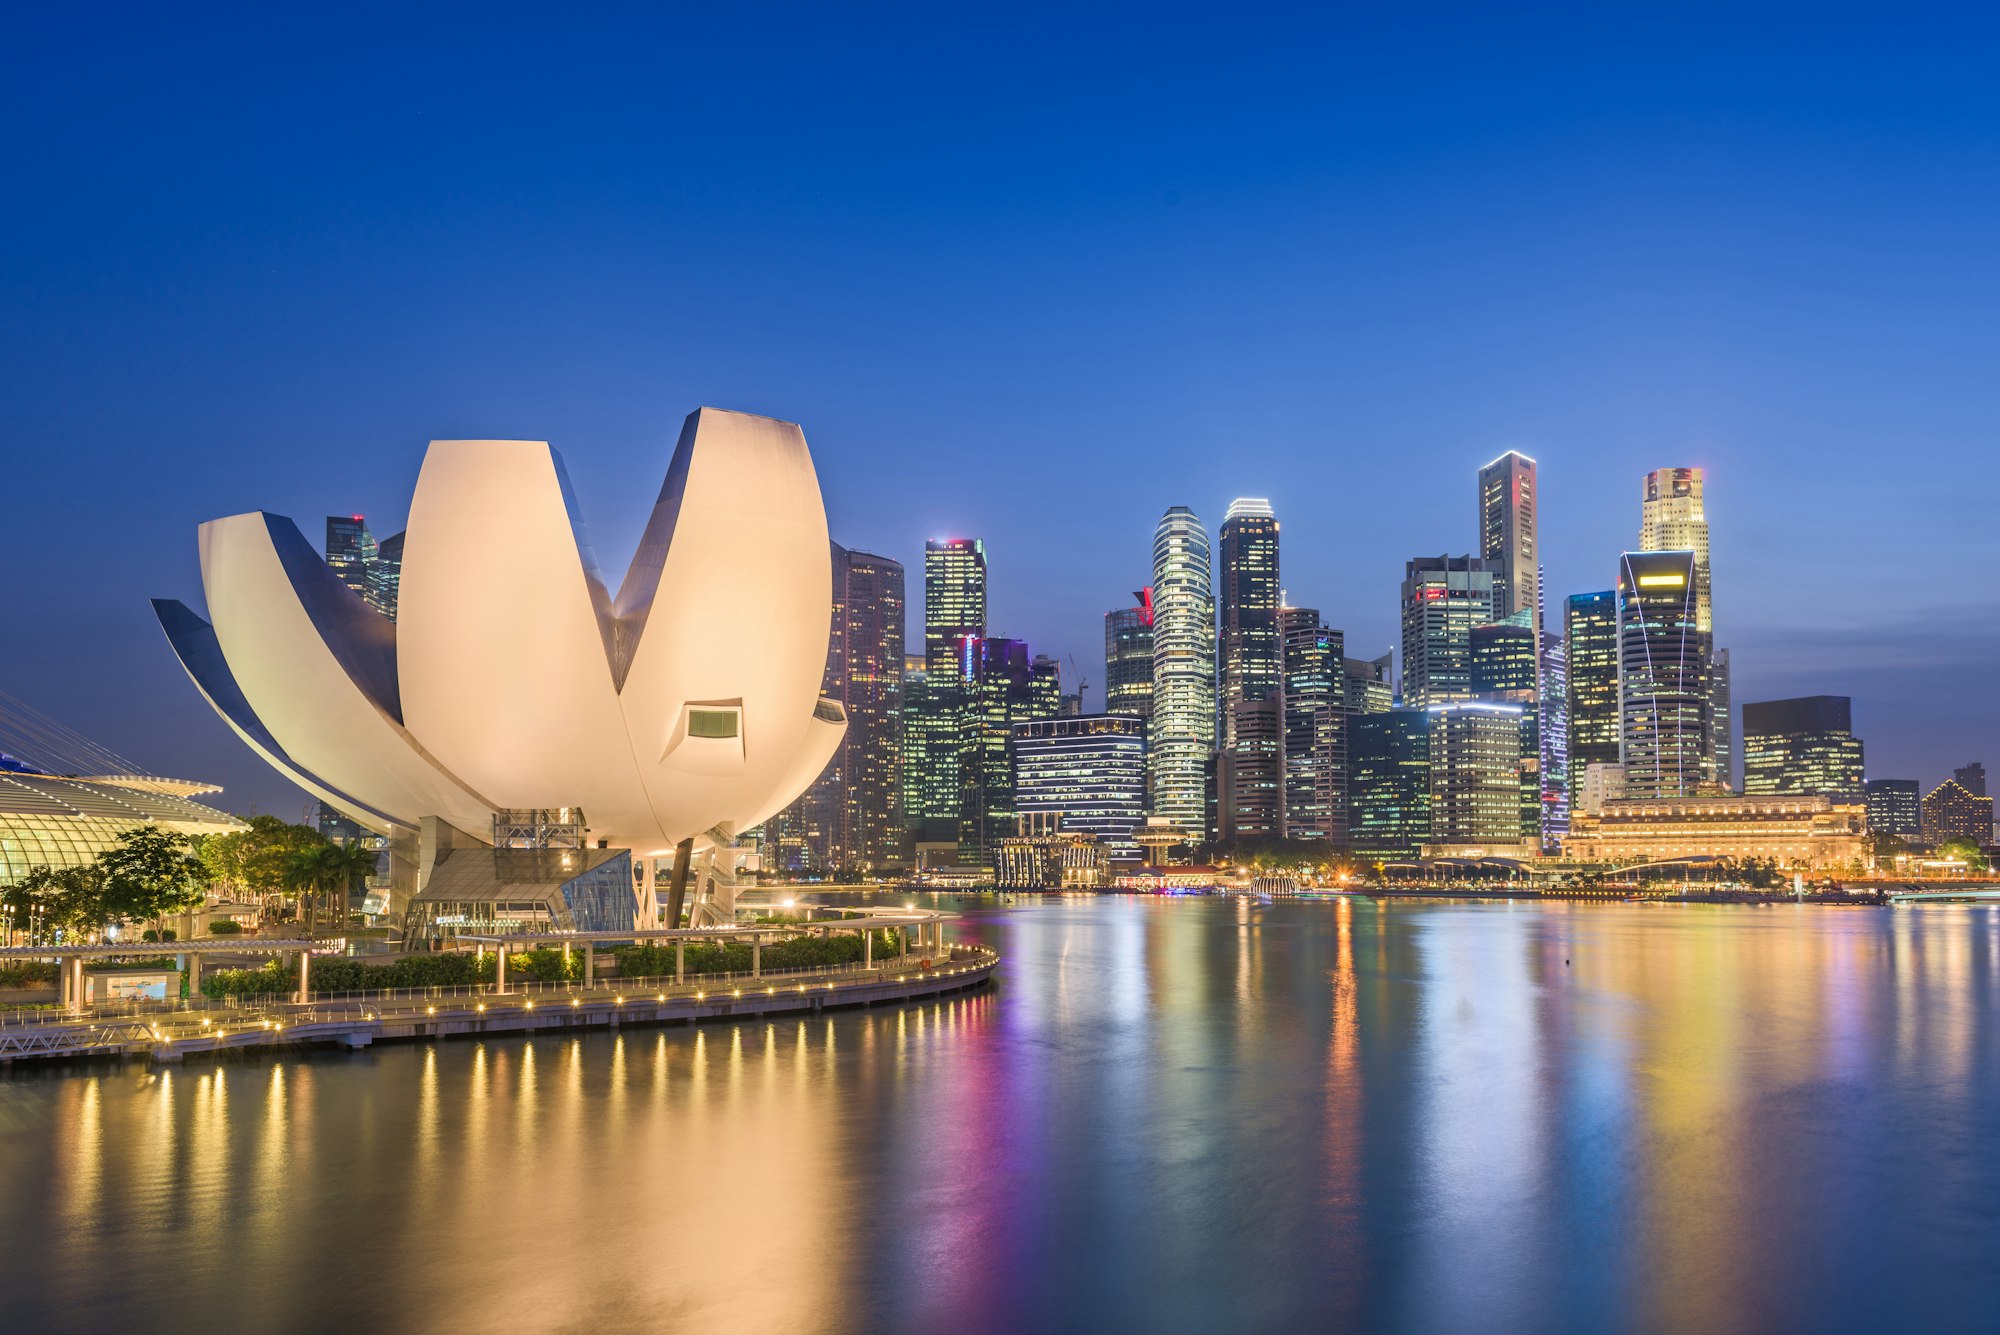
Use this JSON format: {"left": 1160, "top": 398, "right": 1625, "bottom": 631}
{"left": 153, "top": 406, "right": 846, "bottom": 928}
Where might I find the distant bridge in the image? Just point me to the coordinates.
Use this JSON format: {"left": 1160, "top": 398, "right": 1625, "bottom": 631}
{"left": 1885, "top": 885, "right": 2000, "bottom": 905}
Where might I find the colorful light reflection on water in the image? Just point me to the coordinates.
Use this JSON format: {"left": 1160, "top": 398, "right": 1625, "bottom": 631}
{"left": 1, "top": 898, "right": 1997, "bottom": 1333}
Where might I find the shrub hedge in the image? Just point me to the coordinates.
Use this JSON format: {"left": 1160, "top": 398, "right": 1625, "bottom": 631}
{"left": 207, "top": 919, "right": 246, "bottom": 935}
{"left": 0, "top": 962, "right": 60, "bottom": 988}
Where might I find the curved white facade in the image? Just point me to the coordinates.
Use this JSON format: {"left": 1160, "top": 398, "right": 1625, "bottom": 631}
{"left": 154, "top": 407, "right": 846, "bottom": 859}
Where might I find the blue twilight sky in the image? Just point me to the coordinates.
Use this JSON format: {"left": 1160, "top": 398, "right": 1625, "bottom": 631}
{"left": 3, "top": 4, "right": 1997, "bottom": 817}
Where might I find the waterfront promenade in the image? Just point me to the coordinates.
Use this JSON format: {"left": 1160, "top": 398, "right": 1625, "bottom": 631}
{"left": 0, "top": 911, "right": 997, "bottom": 1067}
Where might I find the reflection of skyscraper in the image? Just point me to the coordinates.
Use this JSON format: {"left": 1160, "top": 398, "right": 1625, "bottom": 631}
{"left": 1149, "top": 507, "right": 1216, "bottom": 833}
{"left": 1478, "top": 452, "right": 1538, "bottom": 622}
{"left": 1218, "top": 499, "right": 1281, "bottom": 743}
{"left": 1400, "top": 555, "right": 1494, "bottom": 706}
{"left": 1617, "top": 551, "right": 1711, "bottom": 799}
{"left": 1279, "top": 607, "right": 1345, "bottom": 844}
{"left": 1742, "top": 696, "right": 1863, "bottom": 803}
{"left": 1104, "top": 592, "right": 1155, "bottom": 723}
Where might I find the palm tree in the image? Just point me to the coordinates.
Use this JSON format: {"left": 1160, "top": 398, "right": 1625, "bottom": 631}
{"left": 285, "top": 841, "right": 377, "bottom": 935}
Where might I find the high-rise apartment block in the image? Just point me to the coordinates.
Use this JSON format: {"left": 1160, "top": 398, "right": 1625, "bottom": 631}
{"left": 1400, "top": 555, "right": 1495, "bottom": 706}
{"left": 1617, "top": 551, "right": 1711, "bottom": 799}
{"left": 1741, "top": 696, "right": 1864, "bottom": 803}
{"left": 1149, "top": 507, "right": 1216, "bottom": 835}
{"left": 1478, "top": 451, "right": 1538, "bottom": 623}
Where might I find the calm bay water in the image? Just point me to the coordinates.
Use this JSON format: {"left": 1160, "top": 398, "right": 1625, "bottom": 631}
{"left": 2, "top": 896, "right": 1998, "bottom": 1334}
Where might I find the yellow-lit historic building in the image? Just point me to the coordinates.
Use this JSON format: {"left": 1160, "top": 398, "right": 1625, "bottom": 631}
{"left": 1564, "top": 794, "right": 1866, "bottom": 869}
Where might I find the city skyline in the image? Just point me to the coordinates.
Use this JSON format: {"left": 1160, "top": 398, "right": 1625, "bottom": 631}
{"left": 8, "top": 9, "right": 2000, "bottom": 818}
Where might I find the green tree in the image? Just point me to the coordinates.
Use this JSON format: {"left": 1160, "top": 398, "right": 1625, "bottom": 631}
{"left": 1934, "top": 838, "right": 1990, "bottom": 874}
{"left": 3, "top": 864, "right": 108, "bottom": 943}
{"left": 97, "top": 826, "right": 207, "bottom": 938}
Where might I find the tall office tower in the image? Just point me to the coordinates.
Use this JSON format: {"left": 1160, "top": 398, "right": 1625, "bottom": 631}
{"left": 1278, "top": 607, "right": 1345, "bottom": 844}
{"left": 1028, "top": 653, "right": 1064, "bottom": 720}
{"left": 1616, "top": 551, "right": 1712, "bottom": 799}
{"left": 898, "top": 656, "right": 937, "bottom": 841}
{"left": 1426, "top": 702, "right": 1531, "bottom": 852}
{"left": 1149, "top": 507, "right": 1216, "bottom": 834}
{"left": 1864, "top": 779, "right": 1921, "bottom": 840}
{"left": 1954, "top": 762, "right": 1987, "bottom": 797}
{"left": 1564, "top": 591, "right": 1620, "bottom": 769}
{"left": 913, "top": 538, "right": 987, "bottom": 846}
{"left": 1470, "top": 611, "right": 1541, "bottom": 843}
{"left": 956, "top": 636, "right": 1062, "bottom": 861}
{"left": 1217, "top": 499, "right": 1281, "bottom": 743}
{"left": 764, "top": 546, "right": 907, "bottom": 872}
{"left": 1710, "top": 648, "right": 1734, "bottom": 787}
{"left": 1013, "top": 716, "right": 1148, "bottom": 860}
{"left": 1104, "top": 592, "right": 1156, "bottom": 723}
{"left": 1343, "top": 654, "right": 1393, "bottom": 717}
{"left": 1399, "top": 555, "right": 1495, "bottom": 706}
{"left": 1216, "top": 698, "right": 1283, "bottom": 840}
{"left": 1478, "top": 451, "right": 1538, "bottom": 623}
{"left": 1741, "top": 696, "right": 1864, "bottom": 803}
{"left": 1471, "top": 613, "right": 1537, "bottom": 701}
{"left": 1349, "top": 709, "right": 1431, "bottom": 863}
{"left": 326, "top": 515, "right": 377, "bottom": 600}
{"left": 370, "top": 531, "right": 404, "bottom": 620}
{"left": 1639, "top": 470, "right": 1711, "bottom": 628}
{"left": 1639, "top": 468, "right": 1728, "bottom": 784}
{"left": 1538, "top": 634, "right": 1569, "bottom": 851}
{"left": 923, "top": 538, "right": 987, "bottom": 673}
{"left": 1921, "top": 779, "right": 1993, "bottom": 847}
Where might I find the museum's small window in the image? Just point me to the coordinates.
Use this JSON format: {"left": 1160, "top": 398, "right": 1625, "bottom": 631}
{"left": 689, "top": 708, "right": 739, "bottom": 739}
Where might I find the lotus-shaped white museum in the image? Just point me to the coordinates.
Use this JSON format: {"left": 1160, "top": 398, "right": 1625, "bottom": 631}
{"left": 153, "top": 407, "right": 845, "bottom": 912}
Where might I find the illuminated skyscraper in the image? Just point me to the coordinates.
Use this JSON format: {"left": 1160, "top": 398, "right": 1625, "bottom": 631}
{"left": 923, "top": 538, "right": 987, "bottom": 673}
{"left": 1640, "top": 468, "right": 1731, "bottom": 784}
{"left": 1216, "top": 698, "right": 1282, "bottom": 840}
{"left": 1742, "top": 696, "right": 1863, "bottom": 804}
{"left": 1149, "top": 507, "right": 1216, "bottom": 833}
{"left": 1616, "top": 551, "right": 1711, "bottom": 799}
{"left": 1864, "top": 779, "right": 1920, "bottom": 840}
{"left": 1426, "top": 701, "right": 1532, "bottom": 853}
{"left": 955, "top": 636, "right": 1062, "bottom": 861}
{"left": 764, "top": 544, "right": 907, "bottom": 872}
{"left": 1921, "top": 780, "right": 1993, "bottom": 847}
{"left": 1538, "top": 634, "right": 1569, "bottom": 849}
{"left": 1399, "top": 555, "right": 1495, "bottom": 706}
{"left": 325, "top": 514, "right": 377, "bottom": 600}
{"left": 1478, "top": 451, "right": 1538, "bottom": 623}
{"left": 370, "top": 531, "right": 404, "bottom": 620}
{"left": 1343, "top": 654, "right": 1393, "bottom": 717}
{"left": 1104, "top": 592, "right": 1155, "bottom": 723}
{"left": 1217, "top": 499, "right": 1281, "bottom": 739}
{"left": 1349, "top": 709, "right": 1430, "bottom": 862}
{"left": 1565, "top": 589, "right": 1620, "bottom": 774}
{"left": 1278, "top": 606, "right": 1345, "bottom": 844}
{"left": 1013, "top": 715, "right": 1147, "bottom": 860}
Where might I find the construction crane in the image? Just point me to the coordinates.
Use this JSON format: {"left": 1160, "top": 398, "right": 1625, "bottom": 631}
{"left": 1067, "top": 654, "right": 1089, "bottom": 715}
